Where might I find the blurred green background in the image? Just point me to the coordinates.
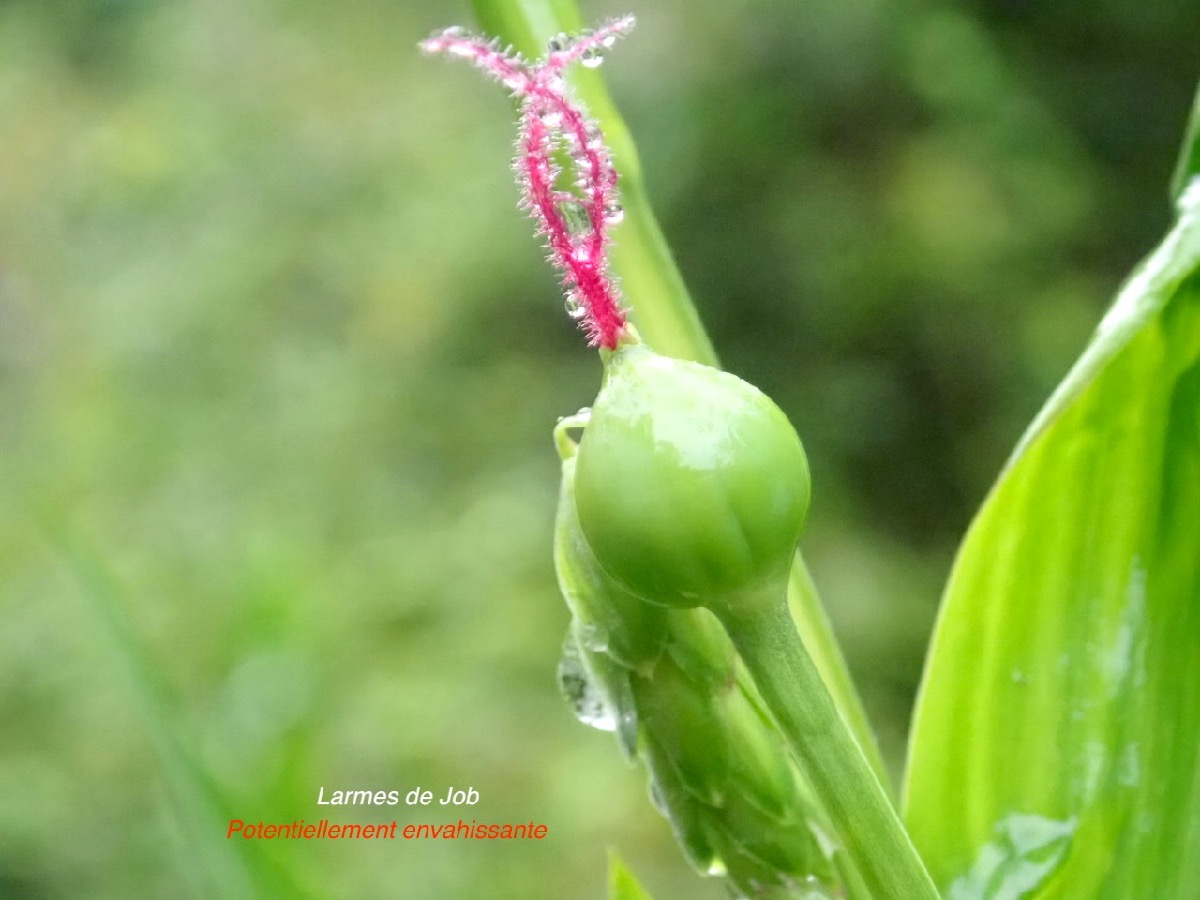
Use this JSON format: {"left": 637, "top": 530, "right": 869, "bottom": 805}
{"left": 0, "top": 0, "right": 1196, "bottom": 897}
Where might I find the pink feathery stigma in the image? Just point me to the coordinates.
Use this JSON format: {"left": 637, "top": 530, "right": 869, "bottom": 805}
{"left": 420, "top": 17, "right": 635, "bottom": 349}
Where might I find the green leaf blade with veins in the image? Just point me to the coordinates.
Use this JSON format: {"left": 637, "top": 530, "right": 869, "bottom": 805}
{"left": 904, "top": 178, "right": 1200, "bottom": 898}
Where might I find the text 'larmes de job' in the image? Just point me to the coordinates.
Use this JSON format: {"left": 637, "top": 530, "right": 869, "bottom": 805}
{"left": 317, "top": 786, "right": 480, "bottom": 807}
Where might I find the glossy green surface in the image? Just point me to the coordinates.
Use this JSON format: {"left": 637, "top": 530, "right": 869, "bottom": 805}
{"left": 574, "top": 343, "right": 811, "bottom": 610}
{"left": 905, "top": 180, "right": 1200, "bottom": 896}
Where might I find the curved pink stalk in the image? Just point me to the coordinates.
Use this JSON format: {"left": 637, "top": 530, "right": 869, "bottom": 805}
{"left": 421, "top": 18, "right": 634, "bottom": 349}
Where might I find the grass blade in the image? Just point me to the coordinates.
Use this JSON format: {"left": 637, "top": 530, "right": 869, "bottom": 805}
{"left": 54, "top": 532, "right": 307, "bottom": 899}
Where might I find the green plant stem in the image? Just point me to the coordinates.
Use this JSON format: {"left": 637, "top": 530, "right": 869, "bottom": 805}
{"left": 716, "top": 597, "right": 939, "bottom": 900}
{"left": 787, "top": 556, "right": 890, "bottom": 790}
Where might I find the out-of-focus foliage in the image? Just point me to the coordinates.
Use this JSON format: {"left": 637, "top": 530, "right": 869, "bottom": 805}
{"left": 0, "top": 0, "right": 1195, "bottom": 898}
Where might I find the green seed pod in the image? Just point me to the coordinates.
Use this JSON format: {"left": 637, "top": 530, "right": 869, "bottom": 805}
{"left": 574, "top": 340, "right": 811, "bottom": 612}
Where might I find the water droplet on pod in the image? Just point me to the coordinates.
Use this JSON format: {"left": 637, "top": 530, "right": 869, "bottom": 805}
{"left": 557, "top": 640, "right": 617, "bottom": 732}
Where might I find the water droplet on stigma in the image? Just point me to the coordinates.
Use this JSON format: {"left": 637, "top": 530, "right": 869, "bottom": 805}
{"left": 565, "top": 294, "right": 587, "bottom": 320}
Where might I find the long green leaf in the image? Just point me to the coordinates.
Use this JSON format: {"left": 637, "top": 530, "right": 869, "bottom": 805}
{"left": 904, "top": 173, "right": 1200, "bottom": 894}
